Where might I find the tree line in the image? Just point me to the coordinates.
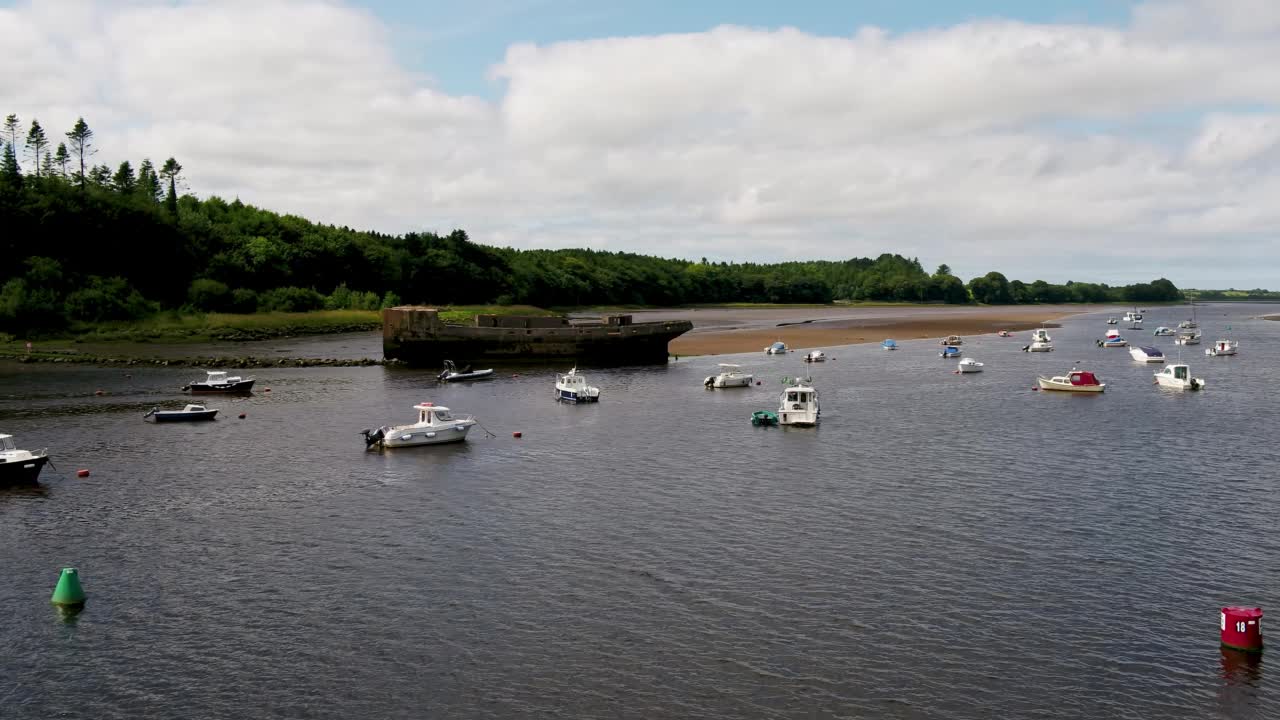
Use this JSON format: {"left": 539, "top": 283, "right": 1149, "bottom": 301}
{"left": 0, "top": 111, "right": 1185, "bottom": 334}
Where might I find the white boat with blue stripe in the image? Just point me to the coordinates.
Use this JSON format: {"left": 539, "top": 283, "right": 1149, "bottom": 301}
{"left": 556, "top": 367, "right": 600, "bottom": 403}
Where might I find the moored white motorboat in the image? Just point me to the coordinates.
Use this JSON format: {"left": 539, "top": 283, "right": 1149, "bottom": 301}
{"left": 997, "top": 330, "right": 1012, "bottom": 337}
{"left": 1154, "top": 363, "right": 1205, "bottom": 390}
{"left": 1037, "top": 369, "right": 1106, "bottom": 393}
{"left": 556, "top": 367, "right": 601, "bottom": 402}
{"left": 1205, "top": 339, "right": 1238, "bottom": 356}
{"left": 361, "top": 403, "right": 477, "bottom": 448}
{"left": 1023, "top": 341, "right": 1054, "bottom": 352}
{"left": 1098, "top": 334, "right": 1128, "bottom": 347}
{"left": 1129, "top": 346, "right": 1165, "bottom": 363}
{"left": 0, "top": 433, "right": 50, "bottom": 486}
{"left": 704, "top": 363, "right": 753, "bottom": 389}
{"left": 144, "top": 404, "right": 219, "bottom": 422}
{"left": 1106, "top": 317, "right": 1118, "bottom": 325}
{"left": 1031, "top": 328, "right": 1051, "bottom": 343}
{"left": 957, "top": 358, "right": 984, "bottom": 373}
{"left": 182, "top": 370, "right": 255, "bottom": 393}
{"left": 437, "top": 359, "right": 495, "bottom": 382}
{"left": 1153, "top": 326, "right": 1175, "bottom": 336}
{"left": 803, "top": 350, "right": 826, "bottom": 363}
{"left": 765, "top": 341, "right": 788, "bottom": 355}
{"left": 1174, "top": 331, "right": 1201, "bottom": 345}
{"left": 940, "top": 345, "right": 961, "bottom": 358}
{"left": 777, "top": 381, "right": 819, "bottom": 426}
{"left": 940, "top": 335, "right": 963, "bottom": 346}
{"left": 881, "top": 339, "right": 898, "bottom": 351}
{"left": 1123, "top": 309, "right": 1143, "bottom": 323}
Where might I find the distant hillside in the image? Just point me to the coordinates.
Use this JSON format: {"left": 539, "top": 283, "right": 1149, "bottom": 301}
{"left": 0, "top": 112, "right": 1183, "bottom": 334}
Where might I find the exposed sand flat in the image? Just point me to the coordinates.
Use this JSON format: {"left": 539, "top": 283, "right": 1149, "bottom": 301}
{"left": 623, "top": 304, "right": 1114, "bottom": 356}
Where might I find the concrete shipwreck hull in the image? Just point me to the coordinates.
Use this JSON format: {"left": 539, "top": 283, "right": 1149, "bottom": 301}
{"left": 382, "top": 307, "right": 693, "bottom": 366}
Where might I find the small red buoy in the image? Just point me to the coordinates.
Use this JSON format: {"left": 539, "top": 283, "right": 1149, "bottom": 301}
{"left": 76, "top": 469, "right": 90, "bottom": 478}
{"left": 513, "top": 431, "right": 522, "bottom": 438}
{"left": 238, "top": 413, "right": 246, "bottom": 419}
{"left": 264, "top": 388, "right": 271, "bottom": 392}
{"left": 756, "top": 381, "right": 762, "bottom": 386}
{"left": 94, "top": 390, "right": 104, "bottom": 396}
{"left": 1221, "top": 606, "right": 1264, "bottom": 652}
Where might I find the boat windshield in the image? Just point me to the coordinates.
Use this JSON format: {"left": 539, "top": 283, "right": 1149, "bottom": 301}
{"left": 1, "top": 437, "right": 14, "bottom": 451}
{"left": 1174, "top": 367, "right": 1187, "bottom": 379}
{"left": 435, "top": 410, "right": 452, "bottom": 420}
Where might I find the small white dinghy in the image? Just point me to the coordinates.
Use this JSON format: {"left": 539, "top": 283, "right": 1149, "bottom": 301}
{"left": 1129, "top": 346, "right": 1165, "bottom": 363}
{"left": 362, "top": 403, "right": 477, "bottom": 448}
{"left": 556, "top": 367, "right": 600, "bottom": 402}
{"left": 1154, "top": 363, "right": 1205, "bottom": 391}
{"left": 957, "top": 358, "right": 984, "bottom": 373}
{"left": 704, "top": 363, "right": 753, "bottom": 389}
{"left": 803, "top": 350, "right": 826, "bottom": 363}
{"left": 777, "top": 381, "right": 819, "bottom": 427}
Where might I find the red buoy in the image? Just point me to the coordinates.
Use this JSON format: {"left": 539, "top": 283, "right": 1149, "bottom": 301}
{"left": 94, "top": 390, "right": 104, "bottom": 396}
{"left": 264, "top": 388, "right": 271, "bottom": 393}
{"left": 76, "top": 469, "right": 90, "bottom": 478}
{"left": 1221, "top": 607, "right": 1264, "bottom": 652}
{"left": 238, "top": 413, "right": 246, "bottom": 419}
{"left": 513, "top": 431, "right": 522, "bottom": 438}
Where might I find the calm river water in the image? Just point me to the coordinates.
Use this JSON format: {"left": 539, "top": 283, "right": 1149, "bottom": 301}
{"left": 2, "top": 304, "right": 1277, "bottom": 719}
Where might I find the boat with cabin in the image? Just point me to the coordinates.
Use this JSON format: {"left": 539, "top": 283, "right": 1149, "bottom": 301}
{"left": 765, "top": 341, "right": 788, "bottom": 355}
{"left": 1031, "top": 328, "right": 1051, "bottom": 343}
{"left": 437, "top": 359, "right": 495, "bottom": 382}
{"left": 1037, "top": 369, "right": 1106, "bottom": 393}
{"left": 1129, "top": 346, "right": 1165, "bottom": 363}
{"left": 1174, "top": 331, "right": 1201, "bottom": 345}
{"left": 803, "top": 350, "right": 826, "bottom": 363}
{"left": 361, "top": 402, "right": 477, "bottom": 448}
{"left": 1179, "top": 300, "right": 1199, "bottom": 329}
{"left": 881, "top": 339, "right": 898, "bottom": 351}
{"left": 1154, "top": 363, "right": 1205, "bottom": 390}
{"left": 0, "top": 433, "right": 50, "bottom": 486}
{"left": 957, "top": 358, "right": 984, "bottom": 373}
{"left": 1098, "top": 334, "right": 1128, "bottom": 348}
{"left": 1106, "top": 317, "right": 1118, "bottom": 325}
{"left": 997, "top": 330, "right": 1012, "bottom": 337}
{"left": 705, "top": 363, "right": 753, "bottom": 389}
{"left": 1153, "top": 326, "right": 1175, "bottom": 336}
{"left": 182, "top": 370, "right": 255, "bottom": 394}
{"left": 939, "top": 335, "right": 963, "bottom": 346}
{"left": 1205, "top": 339, "right": 1238, "bottom": 356}
{"left": 556, "top": 367, "right": 601, "bottom": 402}
{"left": 1023, "top": 341, "right": 1054, "bottom": 352}
{"left": 940, "top": 345, "right": 962, "bottom": 359}
{"left": 144, "top": 404, "right": 219, "bottom": 422}
{"left": 777, "top": 382, "right": 819, "bottom": 426}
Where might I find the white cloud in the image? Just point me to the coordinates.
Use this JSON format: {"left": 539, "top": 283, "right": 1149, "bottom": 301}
{"left": 2, "top": 0, "right": 1279, "bottom": 287}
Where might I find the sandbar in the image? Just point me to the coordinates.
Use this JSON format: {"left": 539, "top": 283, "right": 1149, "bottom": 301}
{"left": 624, "top": 304, "right": 1114, "bottom": 356}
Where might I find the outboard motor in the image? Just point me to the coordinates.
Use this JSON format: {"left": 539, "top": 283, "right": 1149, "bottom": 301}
{"left": 704, "top": 376, "right": 715, "bottom": 388}
{"left": 360, "top": 427, "right": 385, "bottom": 449}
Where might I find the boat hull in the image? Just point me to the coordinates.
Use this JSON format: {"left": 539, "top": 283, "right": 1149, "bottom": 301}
{"left": 382, "top": 425, "right": 472, "bottom": 447}
{"left": 383, "top": 307, "right": 691, "bottom": 367}
{"left": 0, "top": 454, "right": 49, "bottom": 486}
{"left": 1037, "top": 377, "right": 1105, "bottom": 392}
{"left": 708, "top": 375, "right": 752, "bottom": 388}
{"left": 184, "top": 379, "right": 255, "bottom": 394}
{"left": 149, "top": 410, "right": 219, "bottom": 422}
{"left": 1155, "top": 377, "right": 1205, "bottom": 390}
{"left": 439, "top": 370, "right": 495, "bottom": 382}
{"left": 557, "top": 389, "right": 600, "bottom": 403}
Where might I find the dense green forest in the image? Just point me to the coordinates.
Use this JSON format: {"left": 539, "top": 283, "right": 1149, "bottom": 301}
{"left": 1, "top": 112, "right": 1186, "bottom": 334}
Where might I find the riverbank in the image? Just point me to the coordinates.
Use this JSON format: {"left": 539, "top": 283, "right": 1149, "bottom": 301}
{"left": 650, "top": 304, "right": 1113, "bottom": 356}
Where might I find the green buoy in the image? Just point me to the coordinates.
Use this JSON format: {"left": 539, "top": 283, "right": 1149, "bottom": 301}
{"left": 50, "top": 567, "right": 86, "bottom": 608}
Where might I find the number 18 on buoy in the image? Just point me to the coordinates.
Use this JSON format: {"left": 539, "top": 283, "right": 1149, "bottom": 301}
{"left": 1221, "top": 606, "right": 1263, "bottom": 652}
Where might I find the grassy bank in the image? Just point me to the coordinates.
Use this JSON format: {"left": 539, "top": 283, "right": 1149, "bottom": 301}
{"left": 0, "top": 305, "right": 559, "bottom": 347}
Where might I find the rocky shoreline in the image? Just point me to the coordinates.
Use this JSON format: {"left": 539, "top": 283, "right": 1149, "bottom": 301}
{"left": 4, "top": 351, "right": 401, "bottom": 368}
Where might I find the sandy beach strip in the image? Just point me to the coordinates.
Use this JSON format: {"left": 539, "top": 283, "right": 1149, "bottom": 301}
{"left": 648, "top": 304, "right": 1111, "bottom": 356}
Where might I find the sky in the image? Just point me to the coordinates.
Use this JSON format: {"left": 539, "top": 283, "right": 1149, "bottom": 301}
{"left": 1, "top": 0, "right": 1278, "bottom": 289}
